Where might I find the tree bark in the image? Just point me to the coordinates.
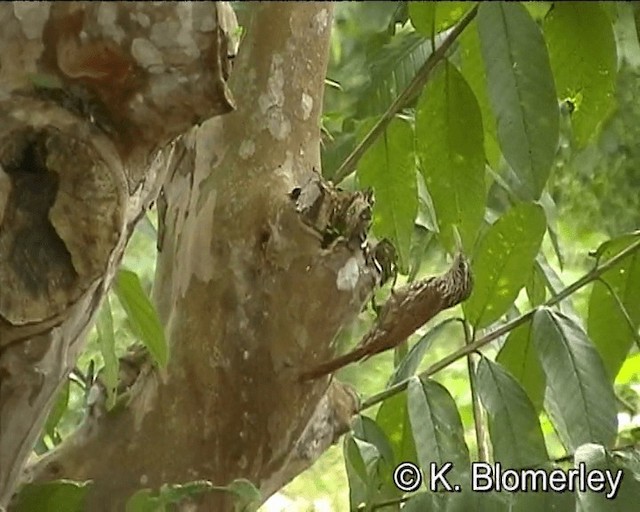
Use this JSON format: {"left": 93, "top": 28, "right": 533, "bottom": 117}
{"left": 2, "top": 2, "right": 378, "bottom": 511}
{"left": 0, "top": 2, "right": 235, "bottom": 508}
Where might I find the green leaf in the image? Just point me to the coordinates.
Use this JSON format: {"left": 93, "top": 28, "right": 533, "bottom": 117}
{"left": 358, "top": 118, "right": 418, "bottom": 271}
{"left": 344, "top": 436, "right": 379, "bottom": 510}
{"left": 588, "top": 231, "right": 640, "bottom": 264}
{"left": 96, "top": 297, "right": 118, "bottom": 410}
{"left": 388, "top": 318, "right": 459, "bottom": 386}
{"left": 463, "top": 203, "right": 546, "bottom": 328}
{"left": 13, "top": 480, "right": 91, "bottom": 512}
{"left": 407, "top": 226, "right": 435, "bottom": 283}
{"left": 409, "top": 2, "right": 473, "bottom": 36}
{"left": 539, "top": 191, "right": 564, "bottom": 270}
{"left": 509, "top": 483, "right": 576, "bottom": 512}
{"left": 533, "top": 308, "right": 617, "bottom": 451}
{"left": 415, "top": 174, "right": 437, "bottom": 233}
{"left": 496, "top": 322, "right": 545, "bottom": 412}
{"left": 402, "top": 492, "right": 438, "bottom": 511}
{"left": 375, "top": 391, "right": 418, "bottom": 466}
{"left": 523, "top": 2, "right": 552, "bottom": 20}
{"left": 127, "top": 482, "right": 214, "bottom": 512}
{"left": 534, "top": 254, "right": 577, "bottom": 317}
{"left": 355, "top": 1, "right": 402, "bottom": 34}
{"left": 126, "top": 480, "right": 257, "bottom": 512}
{"left": 44, "top": 379, "right": 70, "bottom": 442}
{"left": 407, "top": 377, "right": 469, "bottom": 488}
{"left": 357, "top": 32, "right": 432, "bottom": 119}
{"left": 477, "top": 2, "right": 559, "bottom": 199}
{"left": 351, "top": 417, "right": 401, "bottom": 508}
{"left": 444, "top": 479, "right": 513, "bottom": 511}
{"left": 125, "top": 490, "right": 162, "bottom": 512}
{"left": 459, "top": 20, "right": 501, "bottom": 169}
{"left": 114, "top": 268, "right": 168, "bottom": 368}
{"left": 352, "top": 415, "right": 395, "bottom": 467}
{"left": 574, "top": 444, "right": 640, "bottom": 511}
{"left": 617, "top": 352, "right": 640, "bottom": 386}
{"left": 221, "top": 479, "right": 261, "bottom": 512}
{"left": 322, "top": 131, "right": 357, "bottom": 180}
{"left": 416, "top": 60, "right": 486, "bottom": 254}
{"left": 476, "top": 358, "right": 548, "bottom": 467}
{"left": 544, "top": 2, "right": 617, "bottom": 146}
{"left": 525, "top": 262, "right": 547, "bottom": 307}
{"left": 588, "top": 233, "right": 640, "bottom": 380}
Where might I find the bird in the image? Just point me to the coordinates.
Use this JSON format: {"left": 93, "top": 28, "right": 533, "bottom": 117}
{"left": 299, "top": 252, "right": 473, "bottom": 381}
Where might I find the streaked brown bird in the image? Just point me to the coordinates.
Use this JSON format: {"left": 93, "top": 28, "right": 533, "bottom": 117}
{"left": 299, "top": 252, "right": 473, "bottom": 381}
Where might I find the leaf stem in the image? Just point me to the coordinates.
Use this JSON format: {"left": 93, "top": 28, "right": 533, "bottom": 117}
{"left": 464, "top": 323, "right": 488, "bottom": 461}
{"left": 332, "top": 4, "right": 479, "bottom": 184}
{"left": 361, "top": 237, "right": 640, "bottom": 410}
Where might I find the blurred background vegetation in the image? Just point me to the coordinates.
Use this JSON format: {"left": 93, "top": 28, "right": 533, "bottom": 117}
{"left": 38, "top": 3, "right": 640, "bottom": 510}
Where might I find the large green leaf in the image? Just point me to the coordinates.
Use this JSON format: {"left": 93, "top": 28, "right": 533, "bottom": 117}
{"left": 96, "top": 296, "right": 118, "bottom": 410}
{"left": 441, "top": 479, "right": 511, "bottom": 511}
{"left": 13, "top": 480, "right": 91, "bottom": 512}
{"left": 357, "top": 32, "right": 432, "bottom": 119}
{"left": 496, "top": 322, "right": 545, "bottom": 412}
{"left": 375, "top": 391, "right": 418, "bottom": 467}
{"left": 403, "top": 491, "right": 510, "bottom": 512}
{"left": 574, "top": 444, "right": 640, "bottom": 511}
{"left": 409, "top": 2, "right": 473, "bottom": 36}
{"left": 458, "top": 20, "right": 501, "bottom": 169}
{"left": 533, "top": 308, "right": 617, "bottom": 451}
{"left": 351, "top": 416, "right": 401, "bottom": 507}
{"left": 407, "top": 377, "right": 469, "bottom": 488}
{"left": 416, "top": 60, "right": 486, "bottom": 254}
{"left": 588, "top": 233, "right": 640, "bottom": 379}
{"left": 464, "top": 203, "right": 546, "bottom": 328}
{"left": 115, "top": 269, "right": 168, "bottom": 368}
{"left": 476, "top": 358, "right": 548, "bottom": 467}
{"left": 343, "top": 436, "right": 382, "bottom": 510}
{"left": 358, "top": 118, "right": 418, "bottom": 270}
{"left": 352, "top": 415, "right": 395, "bottom": 468}
{"left": 544, "top": 2, "right": 617, "bottom": 146}
{"left": 402, "top": 492, "right": 438, "bottom": 511}
{"left": 477, "top": 2, "right": 559, "bottom": 199}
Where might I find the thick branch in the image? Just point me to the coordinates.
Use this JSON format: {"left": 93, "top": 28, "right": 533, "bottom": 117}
{"left": 0, "top": 2, "right": 235, "bottom": 507}
{"left": 21, "top": 4, "right": 382, "bottom": 511}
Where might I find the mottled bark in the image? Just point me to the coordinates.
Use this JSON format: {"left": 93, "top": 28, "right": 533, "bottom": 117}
{"left": 1, "top": 1, "right": 235, "bottom": 507}
{"left": 1, "top": 2, "right": 378, "bottom": 511}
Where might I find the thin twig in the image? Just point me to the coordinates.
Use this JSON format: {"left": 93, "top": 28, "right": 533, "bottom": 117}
{"left": 361, "top": 237, "right": 640, "bottom": 410}
{"left": 332, "top": 4, "right": 479, "bottom": 184}
{"left": 465, "top": 324, "right": 487, "bottom": 461}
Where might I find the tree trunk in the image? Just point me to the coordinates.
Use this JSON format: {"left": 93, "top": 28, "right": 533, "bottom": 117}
{"left": 1, "top": 3, "right": 375, "bottom": 510}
